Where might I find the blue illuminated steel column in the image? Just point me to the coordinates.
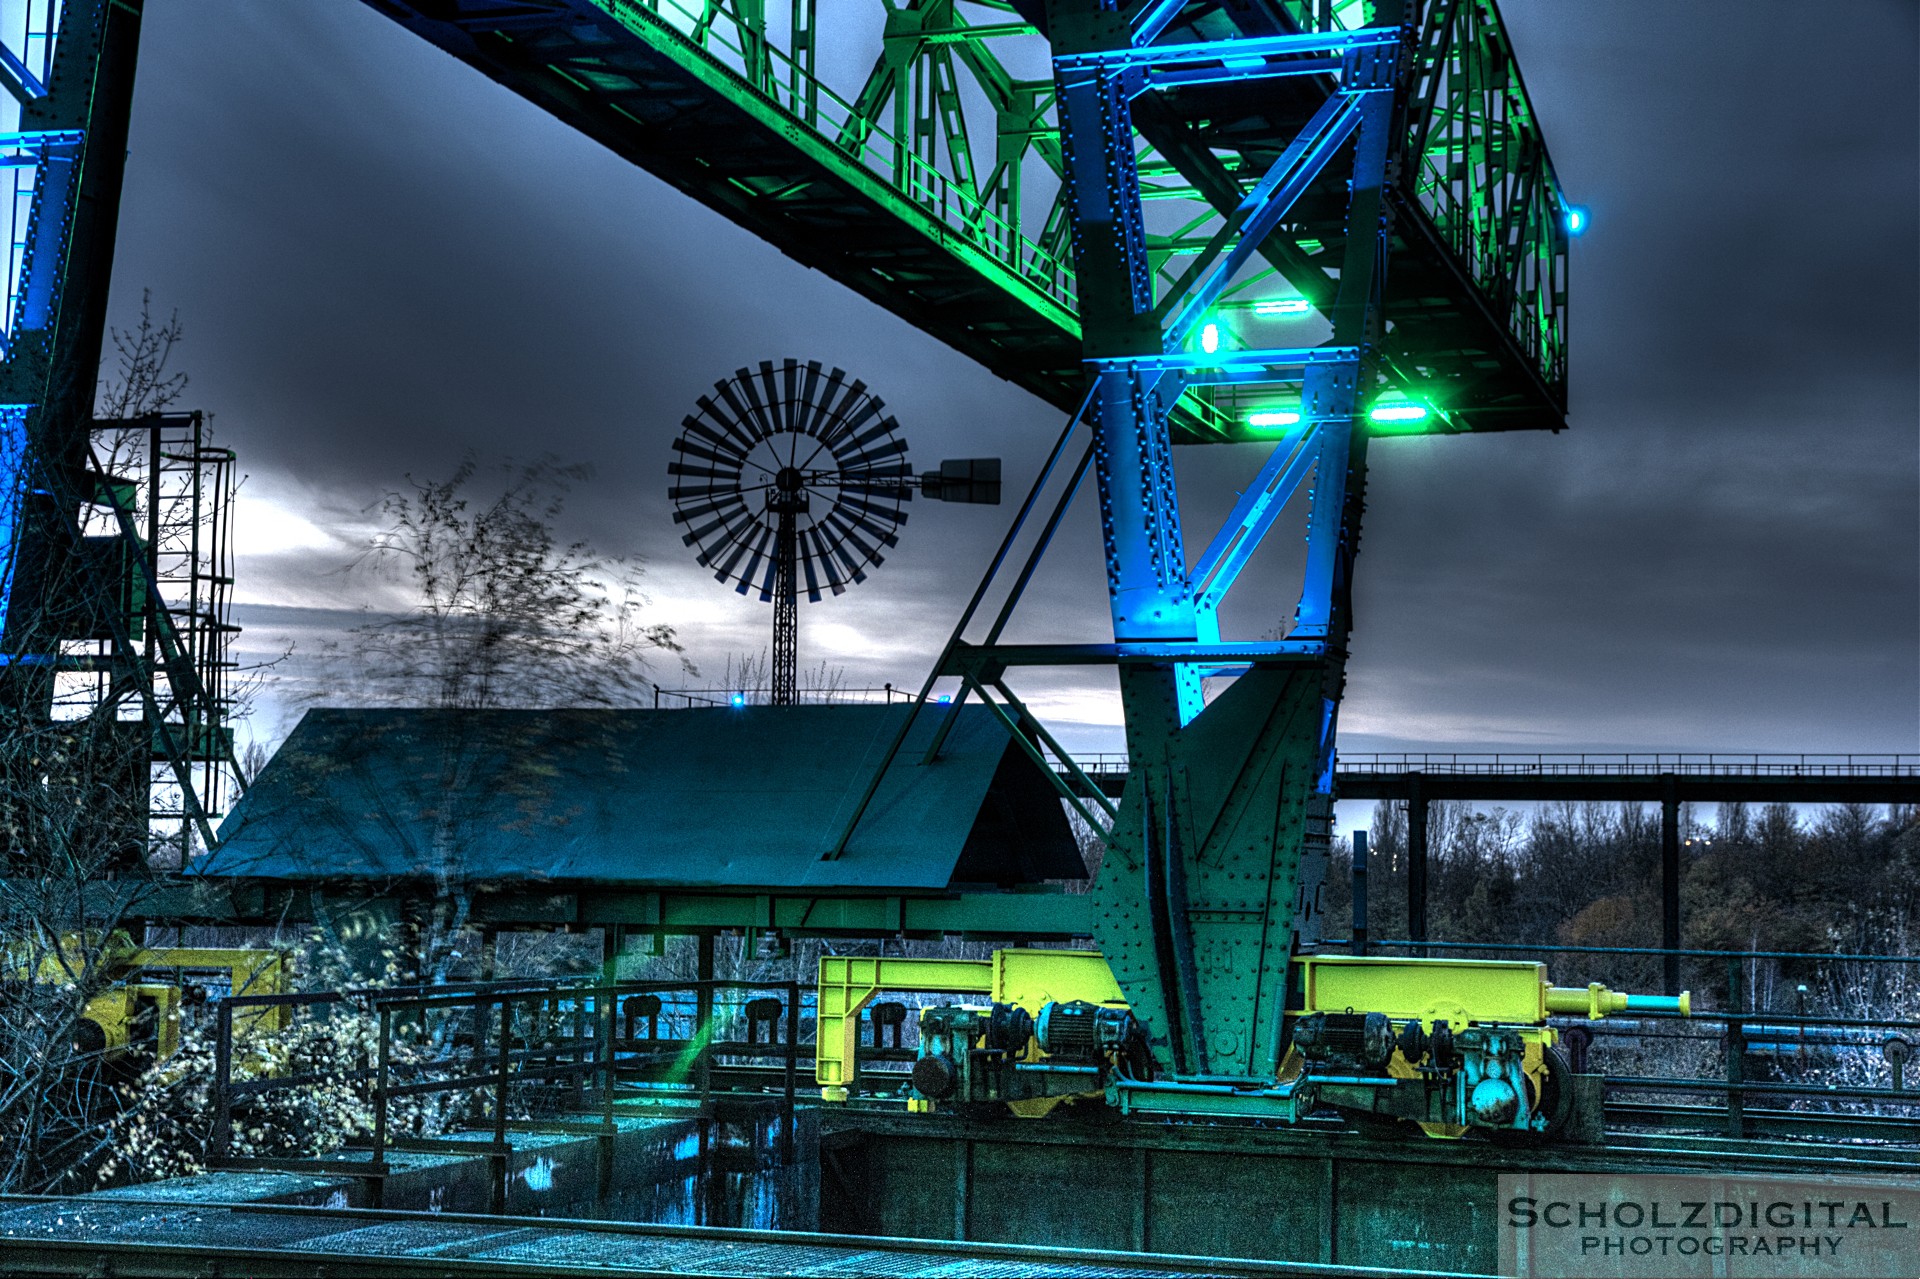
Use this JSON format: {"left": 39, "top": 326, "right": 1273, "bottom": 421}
{"left": 0, "top": 0, "right": 145, "bottom": 680}
{"left": 1049, "top": 2, "right": 1201, "bottom": 750}
{"left": 1045, "top": 2, "right": 1413, "bottom": 1080}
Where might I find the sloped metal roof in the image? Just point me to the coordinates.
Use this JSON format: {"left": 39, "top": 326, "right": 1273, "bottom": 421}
{"left": 201, "top": 705, "right": 1082, "bottom": 891}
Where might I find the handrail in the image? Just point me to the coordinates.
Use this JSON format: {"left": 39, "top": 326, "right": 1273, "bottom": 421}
{"left": 209, "top": 977, "right": 811, "bottom": 1208}
{"left": 1062, "top": 752, "right": 1920, "bottom": 777}
{"left": 1333, "top": 752, "right": 1920, "bottom": 777}
{"left": 602, "top": 0, "right": 1075, "bottom": 317}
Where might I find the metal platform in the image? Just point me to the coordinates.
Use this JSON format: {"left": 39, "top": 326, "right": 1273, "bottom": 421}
{"left": 0, "top": 1196, "right": 1451, "bottom": 1278}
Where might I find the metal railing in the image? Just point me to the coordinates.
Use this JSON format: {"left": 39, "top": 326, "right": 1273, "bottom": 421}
{"left": 210, "top": 977, "right": 812, "bottom": 1212}
{"left": 630, "top": 710, "right": 1918, "bottom": 784}
{"left": 1333, "top": 753, "right": 1920, "bottom": 777}
{"left": 651, "top": 685, "right": 916, "bottom": 709}
{"left": 599, "top": 0, "right": 1076, "bottom": 318}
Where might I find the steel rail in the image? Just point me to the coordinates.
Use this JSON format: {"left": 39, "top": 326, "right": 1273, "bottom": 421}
{"left": 0, "top": 1195, "right": 1469, "bottom": 1279}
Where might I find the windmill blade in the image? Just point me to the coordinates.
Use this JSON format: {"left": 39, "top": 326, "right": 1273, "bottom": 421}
{"left": 773, "top": 358, "right": 803, "bottom": 434}
{"left": 840, "top": 410, "right": 898, "bottom": 455}
{"left": 732, "top": 365, "right": 783, "bottom": 443}
{"left": 668, "top": 482, "right": 748, "bottom": 503}
{"left": 798, "top": 528, "right": 828, "bottom": 602}
{"left": 673, "top": 498, "right": 750, "bottom": 531}
{"left": 756, "top": 359, "right": 791, "bottom": 437}
{"left": 818, "top": 522, "right": 861, "bottom": 594}
{"left": 818, "top": 375, "right": 872, "bottom": 448}
{"left": 795, "top": 361, "right": 824, "bottom": 437}
{"left": 713, "top": 378, "right": 774, "bottom": 445}
{"left": 820, "top": 511, "right": 885, "bottom": 569}
{"left": 816, "top": 516, "right": 869, "bottom": 582}
{"left": 801, "top": 365, "right": 849, "bottom": 438}
{"left": 681, "top": 507, "right": 751, "bottom": 553}
{"left": 837, "top": 456, "right": 914, "bottom": 477}
{"left": 838, "top": 497, "right": 908, "bottom": 538}
{"left": 712, "top": 518, "right": 769, "bottom": 584}
{"left": 831, "top": 502, "right": 905, "bottom": 549}
{"left": 835, "top": 437, "right": 911, "bottom": 472}
{"left": 675, "top": 416, "right": 749, "bottom": 462}
{"left": 755, "top": 536, "right": 781, "bottom": 602}
{"left": 692, "top": 396, "right": 760, "bottom": 455}
{"left": 672, "top": 436, "right": 748, "bottom": 471}
{"left": 666, "top": 462, "right": 745, "bottom": 484}
{"left": 734, "top": 519, "right": 775, "bottom": 594}
{"left": 819, "top": 392, "right": 881, "bottom": 453}
{"left": 835, "top": 466, "right": 913, "bottom": 492}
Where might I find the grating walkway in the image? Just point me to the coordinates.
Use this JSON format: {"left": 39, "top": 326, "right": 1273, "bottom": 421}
{"left": 0, "top": 1196, "right": 1465, "bottom": 1278}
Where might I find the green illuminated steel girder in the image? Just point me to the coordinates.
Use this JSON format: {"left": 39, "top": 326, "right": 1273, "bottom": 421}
{"left": 367, "top": 0, "right": 1085, "bottom": 410}
{"left": 362, "top": 0, "right": 1568, "bottom": 436}
{"left": 1114, "top": 0, "right": 1569, "bottom": 431}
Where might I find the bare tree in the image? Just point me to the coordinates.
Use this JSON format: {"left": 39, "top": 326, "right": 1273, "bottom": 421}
{"left": 0, "top": 291, "right": 208, "bottom": 1190}
{"left": 0, "top": 713, "right": 157, "bottom": 1191}
{"left": 333, "top": 457, "right": 683, "bottom": 710}
{"left": 290, "top": 458, "right": 687, "bottom": 985}
{"left": 95, "top": 289, "right": 188, "bottom": 422}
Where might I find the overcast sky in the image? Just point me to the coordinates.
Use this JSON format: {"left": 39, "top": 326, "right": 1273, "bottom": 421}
{"left": 101, "top": 0, "right": 1917, "bottom": 760}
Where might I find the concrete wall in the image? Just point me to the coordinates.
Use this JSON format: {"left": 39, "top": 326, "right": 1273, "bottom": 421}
{"left": 817, "top": 1111, "right": 1920, "bottom": 1274}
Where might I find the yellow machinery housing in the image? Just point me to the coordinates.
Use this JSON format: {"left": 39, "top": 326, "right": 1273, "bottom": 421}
{"left": 817, "top": 950, "right": 1124, "bottom": 1116}
{"left": 24, "top": 933, "right": 291, "bottom": 1064}
{"left": 818, "top": 949, "right": 1688, "bottom": 1138}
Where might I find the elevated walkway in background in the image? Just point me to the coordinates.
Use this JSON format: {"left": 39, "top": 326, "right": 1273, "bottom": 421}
{"left": 1065, "top": 751, "right": 1920, "bottom": 802}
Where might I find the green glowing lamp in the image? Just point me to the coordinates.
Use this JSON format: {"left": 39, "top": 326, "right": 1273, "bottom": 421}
{"left": 1366, "top": 394, "right": 1445, "bottom": 434}
{"left": 1199, "top": 322, "right": 1221, "bottom": 355}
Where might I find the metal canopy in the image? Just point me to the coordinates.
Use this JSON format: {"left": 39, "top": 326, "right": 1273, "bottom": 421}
{"left": 202, "top": 706, "right": 1084, "bottom": 891}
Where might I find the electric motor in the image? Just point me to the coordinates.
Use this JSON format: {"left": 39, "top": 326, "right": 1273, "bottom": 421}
{"left": 1292, "top": 1011, "right": 1395, "bottom": 1070}
{"left": 1035, "top": 1000, "right": 1138, "bottom": 1063}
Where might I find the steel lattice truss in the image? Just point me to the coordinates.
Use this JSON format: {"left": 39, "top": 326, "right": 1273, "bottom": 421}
{"left": 370, "top": 0, "right": 1569, "bottom": 435}
{"left": 0, "top": 0, "right": 241, "bottom": 856}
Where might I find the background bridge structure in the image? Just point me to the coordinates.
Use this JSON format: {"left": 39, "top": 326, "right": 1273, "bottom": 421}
{"left": 0, "top": 0, "right": 1572, "bottom": 860}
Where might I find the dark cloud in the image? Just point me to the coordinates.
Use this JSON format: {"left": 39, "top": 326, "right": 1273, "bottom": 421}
{"left": 107, "top": 0, "right": 1917, "bottom": 755}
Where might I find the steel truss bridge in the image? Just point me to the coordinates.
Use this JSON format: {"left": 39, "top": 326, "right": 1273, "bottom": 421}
{"left": 370, "top": 0, "right": 1567, "bottom": 438}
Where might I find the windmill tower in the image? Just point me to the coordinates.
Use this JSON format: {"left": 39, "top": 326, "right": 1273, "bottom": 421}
{"left": 670, "top": 359, "right": 1000, "bottom": 703}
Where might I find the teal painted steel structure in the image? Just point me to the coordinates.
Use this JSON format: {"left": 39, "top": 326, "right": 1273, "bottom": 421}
{"left": 0, "top": 1, "right": 239, "bottom": 854}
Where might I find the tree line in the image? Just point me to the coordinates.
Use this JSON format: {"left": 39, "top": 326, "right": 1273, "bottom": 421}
{"left": 1319, "top": 799, "right": 1920, "bottom": 1008}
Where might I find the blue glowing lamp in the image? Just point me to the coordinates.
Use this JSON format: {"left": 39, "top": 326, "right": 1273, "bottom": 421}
{"left": 730, "top": 692, "right": 746, "bottom": 708}
{"left": 1565, "top": 205, "right": 1588, "bottom": 236}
